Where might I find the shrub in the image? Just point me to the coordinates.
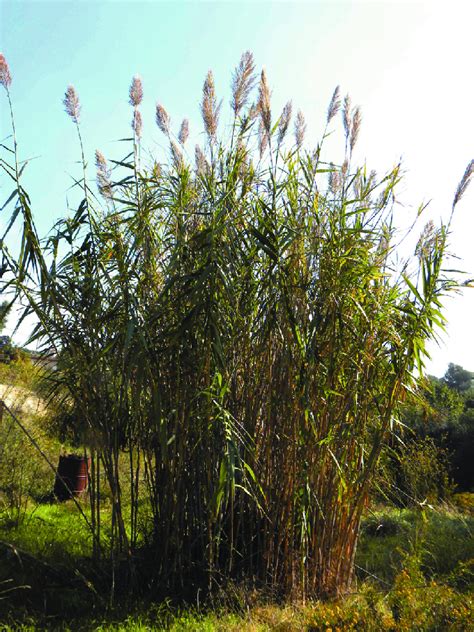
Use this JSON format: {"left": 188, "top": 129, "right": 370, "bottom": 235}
{"left": 389, "top": 554, "right": 473, "bottom": 631}
{"left": 0, "top": 411, "right": 54, "bottom": 525}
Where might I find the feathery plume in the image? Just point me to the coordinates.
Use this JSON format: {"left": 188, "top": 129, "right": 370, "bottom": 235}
{"left": 95, "top": 149, "right": 107, "bottom": 171}
{"left": 453, "top": 160, "right": 474, "bottom": 208}
{"left": 341, "top": 159, "right": 349, "bottom": 179}
{"left": 294, "top": 110, "right": 306, "bottom": 149}
{"left": 277, "top": 101, "right": 292, "bottom": 145}
{"left": 201, "top": 70, "right": 220, "bottom": 140}
{"left": 328, "top": 163, "right": 341, "bottom": 192}
{"left": 236, "top": 136, "right": 248, "bottom": 161}
{"left": 170, "top": 140, "right": 183, "bottom": 169}
{"left": 327, "top": 85, "right": 340, "bottom": 123}
{"left": 151, "top": 162, "right": 161, "bottom": 182}
{"left": 248, "top": 103, "right": 259, "bottom": 121}
{"left": 178, "top": 118, "right": 189, "bottom": 144}
{"left": 132, "top": 109, "right": 142, "bottom": 139}
{"left": 258, "top": 69, "right": 271, "bottom": 134}
{"left": 343, "top": 94, "right": 352, "bottom": 139}
{"left": 238, "top": 102, "right": 258, "bottom": 135}
{"left": 231, "top": 51, "right": 256, "bottom": 115}
{"left": 129, "top": 75, "right": 143, "bottom": 107}
{"left": 350, "top": 107, "right": 362, "bottom": 152}
{"left": 240, "top": 102, "right": 258, "bottom": 132}
{"left": 236, "top": 138, "right": 251, "bottom": 179}
{"left": 378, "top": 226, "right": 391, "bottom": 259}
{"left": 95, "top": 150, "right": 112, "bottom": 198}
{"left": 258, "top": 118, "right": 268, "bottom": 157}
{"left": 0, "top": 53, "right": 12, "bottom": 89}
{"left": 155, "top": 103, "right": 171, "bottom": 135}
{"left": 354, "top": 175, "right": 362, "bottom": 200}
{"left": 195, "top": 144, "right": 209, "bottom": 176}
{"left": 63, "top": 85, "right": 81, "bottom": 122}
{"left": 311, "top": 145, "right": 321, "bottom": 163}
{"left": 415, "top": 220, "right": 437, "bottom": 260}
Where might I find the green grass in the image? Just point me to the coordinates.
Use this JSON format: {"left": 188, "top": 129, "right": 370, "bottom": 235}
{"left": 1, "top": 584, "right": 472, "bottom": 631}
{"left": 0, "top": 502, "right": 94, "bottom": 561}
{"left": 357, "top": 504, "right": 474, "bottom": 585}
{"left": 4, "top": 496, "right": 472, "bottom": 585}
{"left": 0, "top": 500, "right": 473, "bottom": 629}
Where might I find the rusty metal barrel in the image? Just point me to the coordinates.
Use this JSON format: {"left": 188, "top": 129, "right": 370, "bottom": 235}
{"left": 53, "top": 454, "right": 91, "bottom": 500}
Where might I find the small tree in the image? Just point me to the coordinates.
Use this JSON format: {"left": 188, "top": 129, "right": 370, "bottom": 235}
{"left": 443, "top": 363, "right": 474, "bottom": 393}
{"left": 0, "top": 301, "right": 11, "bottom": 332}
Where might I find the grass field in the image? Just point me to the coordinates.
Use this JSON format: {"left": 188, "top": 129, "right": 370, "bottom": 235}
{"left": 0, "top": 500, "right": 472, "bottom": 630}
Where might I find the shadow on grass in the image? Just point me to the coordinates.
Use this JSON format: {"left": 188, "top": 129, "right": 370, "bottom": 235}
{"left": 0, "top": 501, "right": 472, "bottom": 630}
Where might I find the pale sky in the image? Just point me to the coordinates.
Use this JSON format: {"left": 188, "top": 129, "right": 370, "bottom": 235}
{"left": 1, "top": 0, "right": 473, "bottom": 377}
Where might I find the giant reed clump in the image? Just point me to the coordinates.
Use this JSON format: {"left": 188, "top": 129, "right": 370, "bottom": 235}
{"left": 0, "top": 51, "right": 472, "bottom": 600}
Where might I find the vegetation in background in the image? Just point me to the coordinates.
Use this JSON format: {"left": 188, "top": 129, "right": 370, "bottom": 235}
{"left": 0, "top": 412, "right": 54, "bottom": 525}
{"left": 0, "top": 355, "right": 59, "bottom": 527}
{"left": 0, "top": 501, "right": 473, "bottom": 629}
{"left": 385, "top": 363, "right": 474, "bottom": 501}
{"left": 0, "top": 502, "right": 474, "bottom": 632}
{"left": 0, "top": 301, "right": 12, "bottom": 331}
{"left": 0, "top": 48, "right": 473, "bottom": 610}
{"left": 0, "top": 301, "right": 20, "bottom": 363}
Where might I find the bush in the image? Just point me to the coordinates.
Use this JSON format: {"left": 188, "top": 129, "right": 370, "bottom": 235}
{"left": 397, "top": 438, "right": 454, "bottom": 504}
{"left": 361, "top": 512, "right": 411, "bottom": 538}
{"left": 0, "top": 410, "right": 56, "bottom": 525}
{"left": 389, "top": 554, "right": 473, "bottom": 631}
{"left": 376, "top": 437, "right": 454, "bottom": 507}
{"left": 452, "top": 492, "right": 474, "bottom": 514}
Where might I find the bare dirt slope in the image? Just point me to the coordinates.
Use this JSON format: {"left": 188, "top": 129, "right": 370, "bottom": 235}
{"left": 0, "top": 383, "right": 45, "bottom": 415}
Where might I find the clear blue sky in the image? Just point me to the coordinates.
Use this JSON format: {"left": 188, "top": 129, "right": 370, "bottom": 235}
{"left": 1, "top": 1, "right": 473, "bottom": 376}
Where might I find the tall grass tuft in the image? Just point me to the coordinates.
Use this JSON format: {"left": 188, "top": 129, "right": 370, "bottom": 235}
{"left": 0, "top": 51, "right": 471, "bottom": 601}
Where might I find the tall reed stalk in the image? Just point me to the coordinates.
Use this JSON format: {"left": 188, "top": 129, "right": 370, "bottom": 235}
{"left": 1, "top": 51, "right": 472, "bottom": 599}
